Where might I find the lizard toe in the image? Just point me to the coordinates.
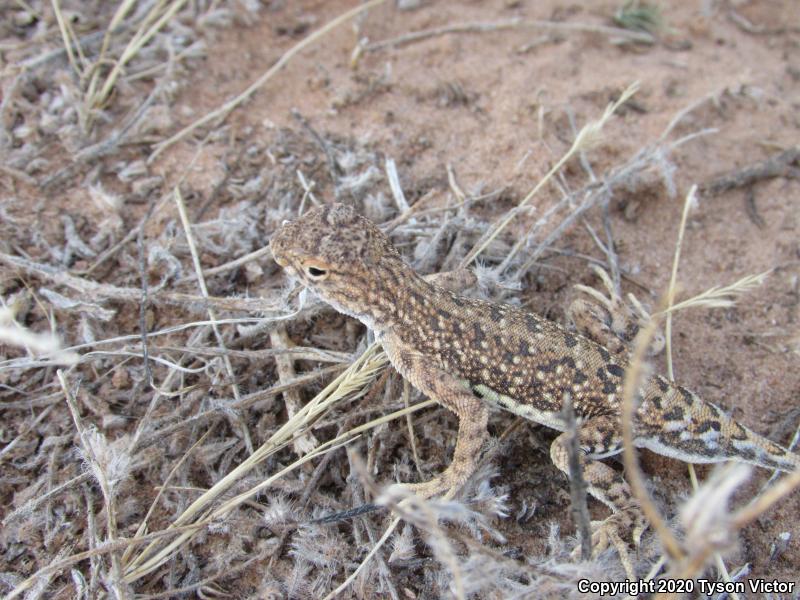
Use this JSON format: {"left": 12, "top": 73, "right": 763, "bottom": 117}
{"left": 571, "top": 509, "right": 642, "bottom": 579}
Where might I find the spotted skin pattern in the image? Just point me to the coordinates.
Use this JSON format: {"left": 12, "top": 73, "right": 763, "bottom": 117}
{"left": 270, "top": 203, "right": 799, "bottom": 556}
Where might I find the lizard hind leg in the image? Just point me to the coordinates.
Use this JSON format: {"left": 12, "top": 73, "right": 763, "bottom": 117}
{"left": 568, "top": 265, "right": 665, "bottom": 357}
{"left": 549, "top": 415, "right": 647, "bottom": 572}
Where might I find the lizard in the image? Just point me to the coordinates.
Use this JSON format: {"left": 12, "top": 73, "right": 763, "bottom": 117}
{"left": 269, "top": 202, "right": 800, "bottom": 560}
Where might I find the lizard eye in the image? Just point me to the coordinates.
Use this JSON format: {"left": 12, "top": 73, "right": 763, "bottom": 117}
{"left": 305, "top": 265, "right": 329, "bottom": 280}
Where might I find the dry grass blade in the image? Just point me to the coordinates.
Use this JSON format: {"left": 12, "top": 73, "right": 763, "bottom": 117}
{"left": 661, "top": 271, "right": 770, "bottom": 315}
{"left": 672, "top": 467, "right": 800, "bottom": 581}
{"left": 120, "top": 426, "right": 217, "bottom": 566}
{"left": 149, "top": 0, "right": 389, "bottom": 162}
{"left": 86, "top": 0, "right": 189, "bottom": 123}
{"left": 0, "top": 305, "right": 78, "bottom": 365}
{"left": 620, "top": 312, "right": 684, "bottom": 561}
{"left": 5, "top": 523, "right": 210, "bottom": 600}
{"left": 51, "top": 0, "right": 83, "bottom": 79}
{"left": 663, "top": 185, "right": 696, "bottom": 381}
{"left": 57, "top": 370, "right": 127, "bottom": 597}
{"left": 660, "top": 184, "right": 741, "bottom": 596}
{"left": 322, "top": 516, "right": 403, "bottom": 600}
{"left": 123, "top": 343, "right": 391, "bottom": 582}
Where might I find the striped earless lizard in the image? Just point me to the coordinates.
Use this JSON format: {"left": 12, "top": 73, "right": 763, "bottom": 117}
{"left": 270, "top": 203, "right": 799, "bottom": 559}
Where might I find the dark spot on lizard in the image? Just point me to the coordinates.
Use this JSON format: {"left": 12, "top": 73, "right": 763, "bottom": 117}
{"left": 519, "top": 340, "right": 532, "bottom": 356}
{"left": 564, "top": 333, "right": 578, "bottom": 348}
{"left": 684, "top": 439, "right": 714, "bottom": 457}
{"left": 540, "top": 360, "right": 558, "bottom": 373}
{"left": 656, "top": 377, "right": 670, "bottom": 393}
{"left": 409, "top": 289, "right": 425, "bottom": 306}
{"left": 601, "top": 429, "right": 615, "bottom": 452}
{"left": 473, "top": 323, "right": 485, "bottom": 343}
{"left": 678, "top": 387, "right": 696, "bottom": 406}
{"left": 663, "top": 406, "right": 685, "bottom": 421}
{"left": 607, "top": 363, "right": 624, "bottom": 378}
{"left": 525, "top": 314, "right": 541, "bottom": 333}
{"left": 731, "top": 423, "right": 749, "bottom": 441}
{"left": 769, "top": 444, "right": 787, "bottom": 456}
{"left": 696, "top": 420, "right": 721, "bottom": 433}
{"left": 573, "top": 371, "right": 588, "bottom": 385}
{"left": 602, "top": 380, "right": 617, "bottom": 395}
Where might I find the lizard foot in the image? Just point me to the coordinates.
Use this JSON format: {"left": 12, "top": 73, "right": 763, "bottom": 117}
{"left": 569, "top": 265, "right": 664, "bottom": 357}
{"left": 388, "top": 473, "right": 459, "bottom": 502}
{"left": 571, "top": 507, "right": 646, "bottom": 579}
{"left": 385, "top": 461, "right": 474, "bottom": 503}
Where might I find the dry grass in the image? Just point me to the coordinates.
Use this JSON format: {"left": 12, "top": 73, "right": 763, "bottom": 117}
{"left": 1, "top": 1, "right": 798, "bottom": 598}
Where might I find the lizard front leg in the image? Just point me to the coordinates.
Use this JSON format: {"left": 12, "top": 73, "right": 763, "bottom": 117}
{"left": 549, "top": 415, "right": 646, "bottom": 570}
{"left": 381, "top": 333, "right": 489, "bottom": 499}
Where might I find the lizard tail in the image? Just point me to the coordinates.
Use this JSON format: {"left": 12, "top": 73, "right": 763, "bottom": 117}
{"left": 715, "top": 411, "right": 800, "bottom": 473}
{"left": 638, "top": 378, "right": 800, "bottom": 472}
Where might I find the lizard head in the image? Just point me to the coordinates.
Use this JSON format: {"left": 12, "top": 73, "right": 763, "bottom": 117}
{"left": 270, "top": 203, "right": 413, "bottom": 328}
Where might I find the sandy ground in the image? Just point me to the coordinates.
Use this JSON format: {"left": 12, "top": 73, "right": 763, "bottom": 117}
{"left": 1, "top": 0, "right": 799, "bottom": 597}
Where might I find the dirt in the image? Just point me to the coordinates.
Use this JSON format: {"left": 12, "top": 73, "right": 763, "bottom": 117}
{"left": 1, "top": 0, "right": 799, "bottom": 598}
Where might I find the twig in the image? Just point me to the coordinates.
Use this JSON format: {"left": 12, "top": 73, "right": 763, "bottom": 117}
{"left": 123, "top": 344, "right": 391, "bottom": 582}
{"left": 727, "top": 9, "right": 800, "bottom": 35}
{"left": 292, "top": 109, "right": 342, "bottom": 181}
{"left": 176, "top": 243, "right": 272, "bottom": 283}
{"left": 700, "top": 145, "right": 800, "bottom": 196}
{"left": 462, "top": 82, "right": 640, "bottom": 268}
{"left": 173, "top": 187, "right": 253, "bottom": 454}
{"left": 87, "top": 0, "right": 190, "bottom": 126}
{"left": 561, "top": 392, "right": 592, "bottom": 561}
{"left": 0, "top": 252, "right": 284, "bottom": 327}
{"left": 364, "top": 18, "right": 654, "bottom": 52}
